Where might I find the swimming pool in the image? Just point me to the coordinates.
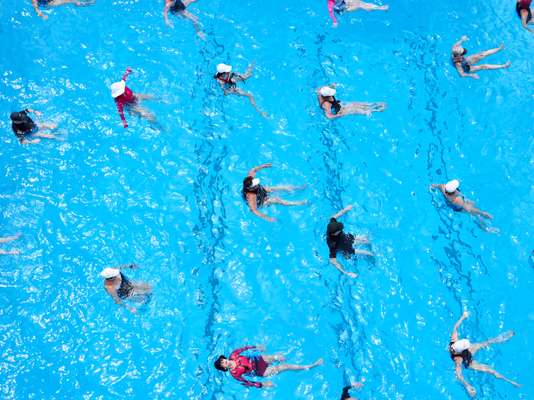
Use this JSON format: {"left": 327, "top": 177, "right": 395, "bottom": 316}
{"left": 0, "top": 0, "right": 533, "bottom": 398}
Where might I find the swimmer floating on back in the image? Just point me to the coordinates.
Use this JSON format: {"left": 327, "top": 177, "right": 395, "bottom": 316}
{"left": 327, "top": 205, "right": 373, "bottom": 279}
{"left": 340, "top": 381, "right": 364, "bottom": 400}
{"left": 214, "top": 344, "right": 323, "bottom": 388}
{"left": 449, "top": 311, "right": 520, "bottom": 397}
{"left": 0, "top": 234, "right": 21, "bottom": 256}
{"left": 101, "top": 264, "right": 152, "bottom": 314}
{"left": 163, "top": 0, "right": 205, "bottom": 39}
{"left": 111, "top": 67, "right": 157, "bottom": 129}
{"left": 451, "top": 36, "right": 511, "bottom": 80}
{"left": 317, "top": 85, "right": 386, "bottom": 119}
{"left": 10, "top": 109, "right": 58, "bottom": 145}
{"left": 516, "top": 0, "right": 534, "bottom": 33}
{"left": 214, "top": 63, "right": 268, "bottom": 118}
{"left": 242, "top": 163, "right": 307, "bottom": 223}
{"left": 32, "top": 0, "right": 95, "bottom": 20}
{"left": 327, "top": 0, "right": 389, "bottom": 27}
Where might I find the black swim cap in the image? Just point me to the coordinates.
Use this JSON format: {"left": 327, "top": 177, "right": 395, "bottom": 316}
{"left": 10, "top": 112, "right": 22, "bottom": 122}
{"left": 327, "top": 220, "right": 344, "bottom": 235}
{"left": 214, "top": 355, "right": 228, "bottom": 371}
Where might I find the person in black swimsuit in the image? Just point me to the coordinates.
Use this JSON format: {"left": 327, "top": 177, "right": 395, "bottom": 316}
{"left": 10, "top": 109, "right": 58, "bottom": 145}
{"left": 242, "top": 163, "right": 307, "bottom": 222}
{"left": 449, "top": 311, "right": 520, "bottom": 398}
{"left": 317, "top": 85, "right": 386, "bottom": 119}
{"left": 327, "top": 205, "right": 373, "bottom": 279}
{"left": 516, "top": 0, "right": 534, "bottom": 33}
{"left": 339, "top": 381, "right": 364, "bottom": 399}
{"left": 163, "top": 0, "right": 205, "bottom": 39}
{"left": 450, "top": 36, "right": 511, "bottom": 80}
{"left": 101, "top": 264, "right": 152, "bottom": 313}
{"left": 32, "top": 0, "right": 95, "bottom": 20}
{"left": 214, "top": 63, "right": 268, "bottom": 118}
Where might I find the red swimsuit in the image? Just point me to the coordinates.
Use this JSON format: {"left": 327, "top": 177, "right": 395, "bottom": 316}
{"left": 229, "top": 346, "right": 269, "bottom": 388}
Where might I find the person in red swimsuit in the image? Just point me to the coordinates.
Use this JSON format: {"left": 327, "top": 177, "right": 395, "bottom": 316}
{"left": 516, "top": 0, "right": 534, "bottom": 33}
{"left": 214, "top": 345, "right": 323, "bottom": 388}
{"left": 111, "top": 67, "right": 157, "bottom": 129}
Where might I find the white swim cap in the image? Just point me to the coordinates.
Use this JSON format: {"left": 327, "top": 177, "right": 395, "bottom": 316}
{"left": 451, "top": 339, "right": 471, "bottom": 353}
{"left": 100, "top": 268, "right": 120, "bottom": 279}
{"left": 251, "top": 178, "right": 260, "bottom": 187}
{"left": 110, "top": 81, "right": 126, "bottom": 98}
{"left": 445, "top": 179, "right": 460, "bottom": 194}
{"left": 216, "top": 63, "right": 232, "bottom": 73}
{"left": 319, "top": 86, "right": 336, "bottom": 97}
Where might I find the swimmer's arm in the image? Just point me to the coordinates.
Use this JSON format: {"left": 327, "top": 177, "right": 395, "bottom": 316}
{"left": 121, "top": 67, "right": 132, "bottom": 82}
{"left": 32, "top": 0, "right": 46, "bottom": 19}
{"left": 454, "top": 359, "right": 472, "bottom": 393}
{"left": 327, "top": 0, "right": 338, "bottom": 26}
{"left": 451, "top": 311, "right": 469, "bottom": 342}
{"left": 330, "top": 258, "right": 357, "bottom": 278}
{"left": 331, "top": 204, "right": 353, "bottom": 219}
{"left": 251, "top": 205, "right": 275, "bottom": 223}
{"left": 25, "top": 108, "right": 41, "bottom": 116}
{"left": 163, "top": 0, "right": 172, "bottom": 26}
{"left": 116, "top": 102, "right": 128, "bottom": 128}
{"left": 247, "top": 163, "right": 272, "bottom": 177}
{"left": 451, "top": 36, "right": 468, "bottom": 51}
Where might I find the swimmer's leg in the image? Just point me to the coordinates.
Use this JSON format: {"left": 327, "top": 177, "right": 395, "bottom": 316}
{"left": 352, "top": 234, "right": 370, "bottom": 244}
{"left": 0, "top": 249, "right": 20, "bottom": 255}
{"left": 48, "top": 0, "right": 94, "bottom": 6}
{"left": 37, "top": 122, "right": 58, "bottom": 131}
{"left": 0, "top": 234, "right": 20, "bottom": 244}
{"left": 264, "top": 197, "right": 307, "bottom": 207}
{"left": 34, "top": 132, "right": 57, "bottom": 140}
{"left": 234, "top": 89, "right": 268, "bottom": 118}
{"left": 353, "top": 248, "right": 374, "bottom": 256}
{"left": 131, "top": 104, "right": 156, "bottom": 122}
{"left": 181, "top": 10, "right": 205, "bottom": 39}
{"left": 350, "top": 1, "right": 389, "bottom": 11}
{"left": 341, "top": 102, "right": 386, "bottom": 116}
{"left": 262, "top": 358, "right": 323, "bottom": 377}
{"left": 467, "top": 44, "right": 504, "bottom": 64}
{"left": 469, "top": 361, "right": 520, "bottom": 387}
{"left": 469, "top": 61, "right": 511, "bottom": 72}
{"left": 262, "top": 354, "right": 286, "bottom": 363}
{"left": 266, "top": 185, "right": 307, "bottom": 192}
{"left": 469, "top": 331, "right": 514, "bottom": 355}
{"left": 136, "top": 94, "right": 155, "bottom": 101}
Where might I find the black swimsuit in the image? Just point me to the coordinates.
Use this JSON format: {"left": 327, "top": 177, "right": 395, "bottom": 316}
{"left": 11, "top": 110, "right": 37, "bottom": 138}
{"left": 243, "top": 183, "right": 269, "bottom": 207}
{"left": 170, "top": 0, "right": 186, "bottom": 13}
{"left": 449, "top": 341, "right": 473, "bottom": 368}
{"left": 320, "top": 96, "right": 342, "bottom": 114}
{"left": 117, "top": 273, "right": 135, "bottom": 299}
{"left": 327, "top": 232, "right": 356, "bottom": 258}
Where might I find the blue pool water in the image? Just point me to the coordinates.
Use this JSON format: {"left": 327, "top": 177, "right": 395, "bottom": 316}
{"left": 1, "top": 0, "right": 533, "bottom": 398}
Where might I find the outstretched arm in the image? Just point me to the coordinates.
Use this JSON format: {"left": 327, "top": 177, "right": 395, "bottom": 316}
{"left": 247, "top": 198, "right": 275, "bottom": 222}
{"left": 116, "top": 102, "right": 128, "bottom": 128}
{"left": 163, "top": 0, "right": 172, "bottom": 26}
{"left": 330, "top": 258, "right": 357, "bottom": 278}
{"left": 331, "top": 204, "right": 353, "bottom": 220}
{"left": 122, "top": 67, "right": 132, "bottom": 82}
{"left": 451, "top": 35, "right": 468, "bottom": 51}
{"left": 247, "top": 162, "right": 272, "bottom": 177}
{"left": 451, "top": 311, "right": 469, "bottom": 342}
{"left": 327, "top": 0, "right": 338, "bottom": 26}
{"left": 455, "top": 359, "right": 475, "bottom": 397}
{"left": 32, "top": 0, "right": 48, "bottom": 19}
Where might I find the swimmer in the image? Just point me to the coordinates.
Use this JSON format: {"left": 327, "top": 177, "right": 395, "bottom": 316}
{"left": 327, "top": 205, "right": 373, "bottom": 279}
{"left": 111, "top": 67, "right": 157, "bottom": 129}
{"left": 214, "top": 344, "right": 323, "bottom": 388}
{"left": 327, "top": 0, "right": 389, "bottom": 27}
{"left": 32, "top": 0, "right": 95, "bottom": 20}
{"left": 0, "top": 234, "right": 21, "bottom": 255}
{"left": 449, "top": 311, "right": 520, "bottom": 397}
{"left": 340, "top": 381, "right": 364, "bottom": 399}
{"left": 10, "top": 109, "right": 57, "bottom": 145}
{"left": 214, "top": 63, "right": 268, "bottom": 118}
{"left": 242, "top": 163, "right": 307, "bottom": 223}
{"left": 451, "top": 36, "right": 511, "bottom": 80}
{"left": 317, "top": 85, "right": 386, "bottom": 119}
{"left": 430, "top": 179, "right": 492, "bottom": 220}
{"left": 100, "top": 264, "right": 152, "bottom": 313}
{"left": 516, "top": 0, "right": 534, "bottom": 33}
{"left": 163, "top": 0, "right": 205, "bottom": 39}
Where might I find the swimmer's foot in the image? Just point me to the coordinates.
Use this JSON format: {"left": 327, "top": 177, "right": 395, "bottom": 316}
{"left": 308, "top": 358, "right": 323, "bottom": 369}
{"left": 467, "top": 385, "right": 476, "bottom": 397}
{"left": 503, "top": 61, "right": 511, "bottom": 68}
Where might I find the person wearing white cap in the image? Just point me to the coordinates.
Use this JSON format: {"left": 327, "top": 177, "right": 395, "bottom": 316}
{"left": 449, "top": 311, "right": 520, "bottom": 397}
{"left": 214, "top": 63, "right": 268, "bottom": 118}
{"left": 327, "top": 0, "right": 389, "bottom": 28}
{"left": 163, "top": 0, "right": 205, "bottom": 39}
{"left": 242, "top": 163, "right": 307, "bottom": 222}
{"left": 32, "top": 0, "right": 95, "bottom": 20}
{"left": 430, "top": 179, "right": 492, "bottom": 220}
{"left": 317, "top": 84, "right": 386, "bottom": 119}
{"left": 0, "top": 234, "right": 21, "bottom": 256}
{"left": 111, "top": 67, "right": 156, "bottom": 129}
{"left": 451, "top": 36, "right": 510, "bottom": 80}
{"left": 101, "top": 264, "right": 152, "bottom": 313}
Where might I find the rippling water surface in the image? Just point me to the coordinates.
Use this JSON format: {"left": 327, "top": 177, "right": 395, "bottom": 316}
{"left": 0, "top": 0, "right": 533, "bottom": 399}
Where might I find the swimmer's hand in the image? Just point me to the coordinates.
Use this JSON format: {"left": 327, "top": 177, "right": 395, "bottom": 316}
{"left": 262, "top": 381, "right": 274, "bottom": 388}
{"left": 33, "top": 110, "right": 42, "bottom": 117}
{"left": 347, "top": 272, "right": 358, "bottom": 279}
{"left": 123, "top": 123, "right": 128, "bottom": 129}
{"left": 462, "top": 311, "right": 470, "bottom": 319}
{"left": 461, "top": 35, "right": 469, "bottom": 41}
{"left": 39, "top": 12, "right": 48, "bottom": 20}
{"left": 265, "top": 216, "right": 276, "bottom": 223}
{"left": 470, "top": 74, "right": 479, "bottom": 80}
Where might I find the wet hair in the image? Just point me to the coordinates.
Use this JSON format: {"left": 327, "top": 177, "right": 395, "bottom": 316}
{"left": 243, "top": 176, "right": 253, "bottom": 189}
{"left": 214, "top": 355, "right": 228, "bottom": 371}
